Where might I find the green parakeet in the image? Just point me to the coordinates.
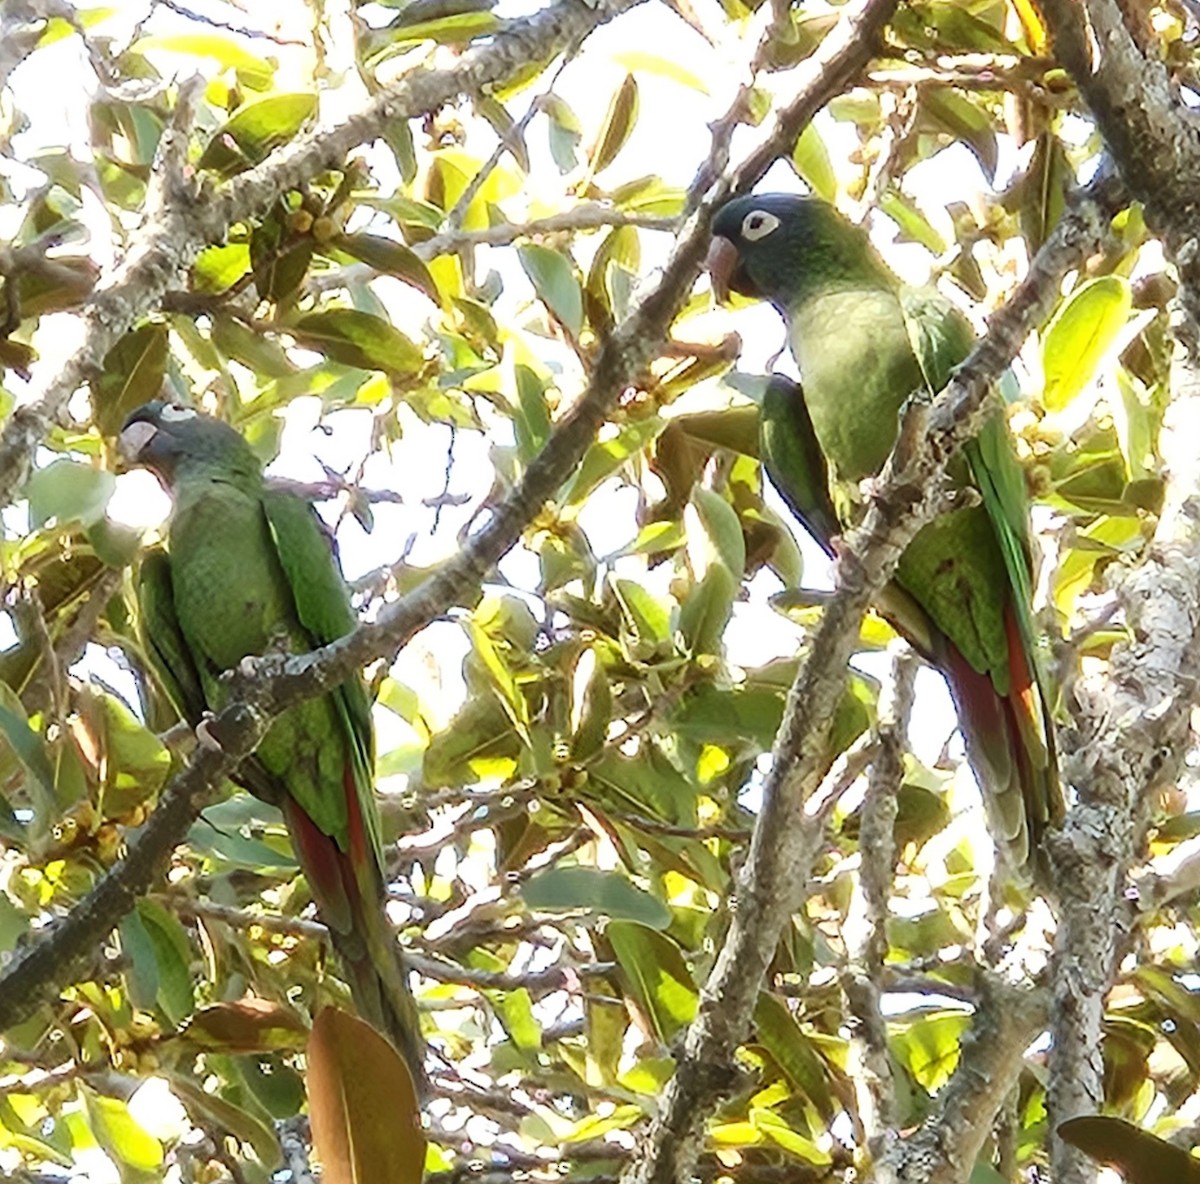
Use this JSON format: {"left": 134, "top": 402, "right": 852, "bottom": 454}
{"left": 118, "top": 401, "right": 424, "bottom": 1085}
{"left": 707, "top": 193, "right": 1061, "bottom": 876}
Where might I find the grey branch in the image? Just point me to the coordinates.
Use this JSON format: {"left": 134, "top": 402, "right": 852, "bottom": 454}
{"left": 0, "top": 0, "right": 642, "bottom": 511}
{"left": 843, "top": 645, "right": 915, "bottom": 1177}
{"left": 1046, "top": 318, "right": 1200, "bottom": 1184}
{"left": 1029, "top": 6, "right": 1200, "bottom": 1181}
{"left": 307, "top": 205, "right": 678, "bottom": 297}
{"left": 888, "top": 978, "right": 1050, "bottom": 1184}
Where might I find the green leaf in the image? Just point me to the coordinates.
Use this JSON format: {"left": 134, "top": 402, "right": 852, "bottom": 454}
{"left": 212, "top": 314, "right": 295, "bottom": 378}
{"left": 1042, "top": 276, "right": 1132, "bottom": 411}
{"left": 250, "top": 213, "right": 313, "bottom": 304}
{"left": 496, "top": 987, "right": 542, "bottom": 1051}
{"left": 387, "top": 10, "right": 501, "bottom": 44}
{"left": 563, "top": 417, "right": 665, "bottom": 505}
{"left": 82, "top": 1088, "right": 164, "bottom": 1176}
{"left": 544, "top": 95, "right": 582, "bottom": 174}
{"left": 198, "top": 93, "right": 318, "bottom": 176}
{"left": 0, "top": 684, "right": 55, "bottom": 814}
{"left": 607, "top": 921, "right": 697, "bottom": 1043}
{"left": 613, "top": 577, "right": 672, "bottom": 655}
{"left": 192, "top": 242, "right": 251, "bottom": 293}
{"left": 422, "top": 695, "right": 520, "bottom": 787}
{"left": 333, "top": 233, "right": 440, "bottom": 304}
{"left": 891, "top": 1011, "right": 970, "bottom": 1091}
{"left": 611, "top": 51, "right": 709, "bottom": 94}
{"left": 167, "top": 1073, "right": 284, "bottom": 1171}
{"left": 677, "top": 562, "right": 735, "bottom": 656}
{"left": 689, "top": 487, "right": 746, "bottom": 580}
{"left": 791, "top": 124, "right": 836, "bottom": 202}
{"left": 133, "top": 33, "right": 273, "bottom": 78}
{"left": 569, "top": 648, "right": 611, "bottom": 762}
{"left": 513, "top": 363, "right": 552, "bottom": 462}
{"left": 918, "top": 90, "right": 997, "bottom": 181}
{"left": 134, "top": 898, "right": 195, "bottom": 1025}
{"left": 753, "top": 994, "right": 834, "bottom": 1118}
{"left": 26, "top": 458, "right": 115, "bottom": 528}
{"left": 590, "top": 74, "right": 639, "bottom": 174}
{"left": 76, "top": 686, "right": 171, "bottom": 819}
{"left": 879, "top": 189, "right": 946, "bottom": 255}
{"left": 521, "top": 867, "right": 671, "bottom": 928}
{"left": 290, "top": 309, "right": 425, "bottom": 378}
{"left": 518, "top": 244, "right": 583, "bottom": 338}
{"left": 751, "top": 1109, "right": 833, "bottom": 1164}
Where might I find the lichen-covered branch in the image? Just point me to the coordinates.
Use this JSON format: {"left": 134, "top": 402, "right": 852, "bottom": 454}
{"left": 1046, "top": 323, "right": 1200, "bottom": 1184}
{"left": 890, "top": 979, "right": 1049, "bottom": 1184}
{"left": 843, "top": 646, "right": 915, "bottom": 1179}
{"left": 0, "top": 0, "right": 642, "bottom": 510}
{"left": 1039, "top": 1, "right": 1200, "bottom": 236}
{"left": 1026, "top": 7, "right": 1200, "bottom": 1182}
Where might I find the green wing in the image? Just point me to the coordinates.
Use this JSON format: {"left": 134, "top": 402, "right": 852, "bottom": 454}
{"left": 137, "top": 549, "right": 207, "bottom": 726}
{"left": 260, "top": 488, "right": 381, "bottom": 863}
{"left": 902, "top": 288, "right": 1060, "bottom": 795}
{"left": 759, "top": 374, "right": 840, "bottom": 558}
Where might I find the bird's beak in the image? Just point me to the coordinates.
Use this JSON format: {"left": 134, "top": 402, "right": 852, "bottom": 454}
{"left": 706, "top": 236, "right": 739, "bottom": 305}
{"left": 117, "top": 420, "right": 158, "bottom": 465}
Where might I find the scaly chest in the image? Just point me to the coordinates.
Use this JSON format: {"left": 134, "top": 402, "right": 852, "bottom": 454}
{"left": 789, "top": 288, "right": 924, "bottom": 486}
{"left": 168, "top": 485, "right": 295, "bottom": 677}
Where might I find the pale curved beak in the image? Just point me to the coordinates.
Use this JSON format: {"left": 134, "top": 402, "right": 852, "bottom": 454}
{"left": 117, "top": 420, "right": 158, "bottom": 464}
{"left": 705, "top": 235, "right": 739, "bottom": 305}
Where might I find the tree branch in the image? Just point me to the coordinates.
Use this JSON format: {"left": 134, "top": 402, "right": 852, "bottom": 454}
{"left": 0, "top": 0, "right": 643, "bottom": 510}
{"left": 889, "top": 978, "right": 1049, "bottom": 1184}
{"left": 843, "top": 645, "right": 914, "bottom": 1178}
{"left": 1046, "top": 309, "right": 1200, "bottom": 1184}
{"left": 1024, "top": 6, "right": 1200, "bottom": 1181}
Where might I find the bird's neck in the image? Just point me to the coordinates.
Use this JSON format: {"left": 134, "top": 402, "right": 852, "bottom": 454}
{"left": 170, "top": 463, "right": 263, "bottom": 511}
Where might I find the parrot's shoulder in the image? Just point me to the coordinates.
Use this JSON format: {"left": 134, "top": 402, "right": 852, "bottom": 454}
{"left": 898, "top": 285, "right": 976, "bottom": 395}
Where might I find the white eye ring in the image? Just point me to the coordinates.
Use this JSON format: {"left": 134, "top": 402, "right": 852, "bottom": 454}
{"left": 160, "top": 404, "right": 198, "bottom": 423}
{"left": 741, "top": 210, "right": 779, "bottom": 242}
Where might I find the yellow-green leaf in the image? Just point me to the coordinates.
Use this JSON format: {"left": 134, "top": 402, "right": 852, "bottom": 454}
{"left": 590, "top": 74, "right": 639, "bottom": 175}
{"left": 82, "top": 1088, "right": 164, "bottom": 1175}
{"left": 290, "top": 309, "right": 425, "bottom": 377}
{"left": 1042, "top": 276, "right": 1132, "bottom": 411}
{"left": 607, "top": 921, "right": 697, "bottom": 1043}
{"left": 198, "top": 93, "right": 318, "bottom": 176}
{"left": 792, "top": 123, "right": 836, "bottom": 202}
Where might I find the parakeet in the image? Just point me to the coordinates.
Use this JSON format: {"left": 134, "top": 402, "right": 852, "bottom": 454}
{"left": 707, "top": 193, "right": 1061, "bottom": 876}
{"left": 118, "top": 401, "right": 424, "bottom": 1085}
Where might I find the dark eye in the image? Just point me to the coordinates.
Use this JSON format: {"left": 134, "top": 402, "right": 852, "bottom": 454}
{"left": 742, "top": 210, "right": 780, "bottom": 242}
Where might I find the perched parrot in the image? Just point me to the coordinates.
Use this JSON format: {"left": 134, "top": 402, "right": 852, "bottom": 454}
{"left": 707, "top": 193, "right": 1061, "bottom": 877}
{"left": 117, "top": 401, "right": 424, "bottom": 1085}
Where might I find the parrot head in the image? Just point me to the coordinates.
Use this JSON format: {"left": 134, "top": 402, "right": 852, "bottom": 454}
{"left": 707, "top": 192, "right": 888, "bottom": 309}
{"left": 117, "top": 401, "right": 261, "bottom": 489}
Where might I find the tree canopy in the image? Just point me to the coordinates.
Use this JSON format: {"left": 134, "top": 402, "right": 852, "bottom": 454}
{"left": 0, "top": 1, "right": 1199, "bottom": 1183}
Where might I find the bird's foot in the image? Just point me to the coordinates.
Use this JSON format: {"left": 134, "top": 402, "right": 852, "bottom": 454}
{"left": 196, "top": 714, "right": 225, "bottom": 753}
{"left": 856, "top": 475, "right": 887, "bottom": 502}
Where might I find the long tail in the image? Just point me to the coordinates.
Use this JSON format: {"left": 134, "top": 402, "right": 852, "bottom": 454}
{"left": 940, "top": 603, "right": 1061, "bottom": 883}
{"left": 283, "top": 792, "right": 426, "bottom": 1093}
